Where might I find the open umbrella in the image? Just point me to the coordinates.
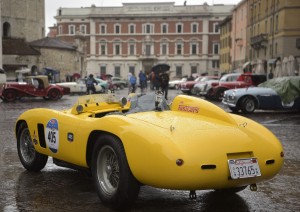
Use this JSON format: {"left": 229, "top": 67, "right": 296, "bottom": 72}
{"left": 151, "top": 64, "right": 170, "bottom": 75}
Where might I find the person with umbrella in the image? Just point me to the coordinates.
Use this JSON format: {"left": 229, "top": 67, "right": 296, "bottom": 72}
{"left": 159, "top": 72, "right": 170, "bottom": 100}
{"left": 151, "top": 64, "right": 170, "bottom": 92}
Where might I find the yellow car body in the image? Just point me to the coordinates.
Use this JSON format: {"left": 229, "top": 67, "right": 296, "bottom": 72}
{"left": 15, "top": 93, "right": 284, "bottom": 209}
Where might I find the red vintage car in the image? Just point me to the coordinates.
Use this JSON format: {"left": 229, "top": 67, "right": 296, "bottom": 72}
{"left": 180, "top": 76, "right": 203, "bottom": 94}
{"left": 0, "top": 75, "right": 70, "bottom": 102}
{"left": 209, "top": 74, "right": 267, "bottom": 101}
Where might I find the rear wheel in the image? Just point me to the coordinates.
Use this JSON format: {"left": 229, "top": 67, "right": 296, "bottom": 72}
{"left": 17, "top": 122, "right": 48, "bottom": 171}
{"left": 3, "top": 89, "right": 17, "bottom": 102}
{"left": 91, "top": 135, "right": 140, "bottom": 209}
{"left": 47, "top": 89, "right": 60, "bottom": 100}
{"left": 240, "top": 96, "right": 256, "bottom": 113}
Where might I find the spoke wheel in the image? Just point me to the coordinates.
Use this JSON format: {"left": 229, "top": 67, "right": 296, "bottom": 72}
{"left": 48, "top": 89, "right": 60, "bottom": 100}
{"left": 17, "top": 122, "right": 48, "bottom": 171}
{"left": 97, "top": 145, "right": 120, "bottom": 195}
{"left": 91, "top": 135, "right": 140, "bottom": 209}
{"left": 20, "top": 128, "right": 36, "bottom": 164}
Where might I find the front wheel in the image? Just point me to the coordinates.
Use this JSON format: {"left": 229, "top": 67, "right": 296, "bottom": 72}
{"left": 240, "top": 96, "right": 256, "bottom": 113}
{"left": 47, "top": 89, "right": 60, "bottom": 100}
{"left": 91, "top": 135, "right": 140, "bottom": 209}
{"left": 17, "top": 122, "right": 48, "bottom": 171}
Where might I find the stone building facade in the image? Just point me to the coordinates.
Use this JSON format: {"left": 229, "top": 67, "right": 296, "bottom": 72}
{"left": 1, "top": 0, "right": 83, "bottom": 82}
{"left": 1, "top": 0, "right": 45, "bottom": 80}
{"left": 55, "top": 2, "right": 234, "bottom": 79}
{"left": 247, "top": 0, "right": 300, "bottom": 76}
{"left": 1, "top": 0, "right": 45, "bottom": 41}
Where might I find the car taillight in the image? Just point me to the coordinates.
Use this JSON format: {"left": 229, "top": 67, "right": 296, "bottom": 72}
{"left": 211, "top": 82, "right": 219, "bottom": 87}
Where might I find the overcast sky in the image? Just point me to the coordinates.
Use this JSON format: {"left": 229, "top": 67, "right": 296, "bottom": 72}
{"left": 45, "top": 0, "right": 241, "bottom": 33}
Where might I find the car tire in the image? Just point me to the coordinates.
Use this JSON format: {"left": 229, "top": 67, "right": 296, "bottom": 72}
{"left": 17, "top": 122, "right": 48, "bottom": 171}
{"left": 215, "top": 88, "right": 226, "bottom": 102}
{"left": 205, "top": 88, "right": 214, "bottom": 100}
{"left": 47, "top": 89, "right": 60, "bottom": 100}
{"left": 215, "top": 186, "right": 247, "bottom": 193}
{"left": 91, "top": 135, "right": 140, "bottom": 209}
{"left": 3, "top": 89, "right": 17, "bottom": 102}
{"left": 240, "top": 96, "right": 256, "bottom": 114}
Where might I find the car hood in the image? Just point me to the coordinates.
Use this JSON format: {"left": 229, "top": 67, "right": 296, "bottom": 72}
{"left": 226, "top": 87, "right": 276, "bottom": 95}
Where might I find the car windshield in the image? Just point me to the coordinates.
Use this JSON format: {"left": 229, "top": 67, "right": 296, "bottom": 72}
{"left": 72, "top": 92, "right": 170, "bottom": 115}
{"left": 127, "top": 92, "right": 170, "bottom": 113}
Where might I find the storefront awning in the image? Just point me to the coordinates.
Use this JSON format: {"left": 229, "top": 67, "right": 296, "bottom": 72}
{"left": 268, "top": 58, "right": 279, "bottom": 65}
{"left": 242, "top": 61, "right": 251, "bottom": 68}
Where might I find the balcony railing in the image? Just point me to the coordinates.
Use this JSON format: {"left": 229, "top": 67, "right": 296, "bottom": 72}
{"left": 250, "top": 33, "right": 268, "bottom": 49}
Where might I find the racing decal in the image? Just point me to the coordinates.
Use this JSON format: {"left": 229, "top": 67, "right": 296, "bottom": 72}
{"left": 45, "top": 118, "right": 59, "bottom": 153}
{"left": 178, "top": 104, "right": 199, "bottom": 113}
{"left": 32, "top": 130, "right": 38, "bottom": 145}
{"left": 67, "top": 133, "right": 74, "bottom": 142}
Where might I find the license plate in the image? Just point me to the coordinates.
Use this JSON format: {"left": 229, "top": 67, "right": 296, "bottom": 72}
{"left": 228, "top": 158, "right": 261, "bottom": 179}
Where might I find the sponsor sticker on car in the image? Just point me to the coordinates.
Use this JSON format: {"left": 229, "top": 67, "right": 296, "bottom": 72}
{"left": 45, "top": 118, "right": 59, "bottom": 153}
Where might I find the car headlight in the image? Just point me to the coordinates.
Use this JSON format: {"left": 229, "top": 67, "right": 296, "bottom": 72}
{"left": 229, "top": 91, "right": 236, "bottom": 100}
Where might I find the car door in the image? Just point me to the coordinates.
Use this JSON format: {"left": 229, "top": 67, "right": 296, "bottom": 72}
{"left": 257, "top": 91, "right": 282, "bottom": 110}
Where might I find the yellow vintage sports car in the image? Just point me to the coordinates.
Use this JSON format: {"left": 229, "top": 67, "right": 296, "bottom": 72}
{"left": 15, "top": 92, "right": 284, "bottom": 209}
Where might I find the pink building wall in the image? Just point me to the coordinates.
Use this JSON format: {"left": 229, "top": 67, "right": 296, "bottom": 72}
{"left": 231, "top": 0, "right": 248, "bottom": 72}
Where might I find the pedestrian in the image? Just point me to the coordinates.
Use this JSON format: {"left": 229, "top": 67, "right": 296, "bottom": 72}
{"left": 86, "top": 74, "right": 98, "bottom": 94}
{"left": 153, "top": 72, "right": 161, "bottom": 91}
{"left": 159, "top": 72, "right": 169, "bottom": 100}
{"left": 129, "top": 73, "right": 137, "bottom": 93}
{"left": 127, "top": 72, "right": 132, "bottom": 93}
{"left": 138, "top": 70, "right": 147, "bottom": 93}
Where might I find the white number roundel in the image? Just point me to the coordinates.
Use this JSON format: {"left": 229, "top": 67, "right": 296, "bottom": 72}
{"left": 45, "top": 118, "right": 59, "bottom": 153}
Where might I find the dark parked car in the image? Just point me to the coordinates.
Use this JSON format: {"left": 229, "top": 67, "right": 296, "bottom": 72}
{"left": 222, "top": 76, "right": 300, "bottom": 113}
{"left": 0, "top": 75, "right": 70, "bottom": 102}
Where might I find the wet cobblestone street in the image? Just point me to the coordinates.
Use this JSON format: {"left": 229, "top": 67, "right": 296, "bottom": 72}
{"left": 0, "top": 89, "right": 299, "bottom": 212}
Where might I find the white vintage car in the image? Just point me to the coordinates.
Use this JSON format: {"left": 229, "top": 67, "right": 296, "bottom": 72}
{"left": 57, "top": 78, "right": 103, "bottom": 94}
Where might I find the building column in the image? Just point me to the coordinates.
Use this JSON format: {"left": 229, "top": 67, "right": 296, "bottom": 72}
{"left": 202, "top": 19, "right": 209, "bottom": 72}
{"left": 86, "top": 18, "right": 96, "bottom": 75}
